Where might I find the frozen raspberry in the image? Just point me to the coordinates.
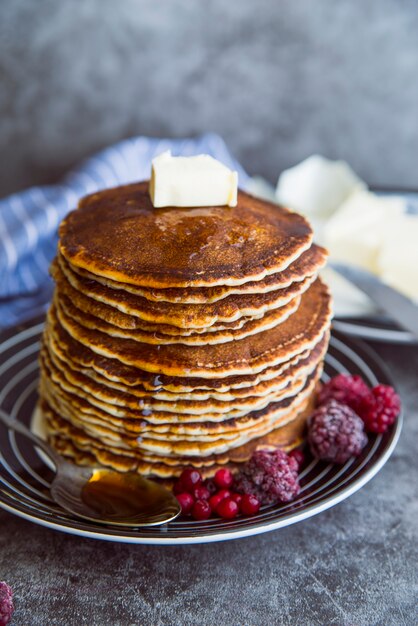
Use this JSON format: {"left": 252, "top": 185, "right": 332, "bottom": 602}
{"left": 175, "top": 492, "right": 194, "bottom": 515}
{"left": 318, "top": 374, "right": 371, "bottom": 414}
{"left": 235, "top": 449, "right": 300, "bottom": 505}
{"left": 308, "top": 400, "right": 368, "bottom": 464}
{"left": 240, "top": 494, "right": 261, "bottom": 516}
{"left": 360, "top": 384, "right": 401, "bottom": 433}
{"left": 178, "top": 468, "right": 202, "bottom": 492}
{"left": 216, "top": 498, "right": 239, "bottom": 519}
{"left": 288, "top": 448, "right": 305, "bottom": 470}
{"left": 213, "top": 468, "right": 234, "bottom": 489}
{"left": 191, "top": 500, "right": 211, "bottom": 521}
{"left": 0, "top": 582, "right": 14, "bottom": 626}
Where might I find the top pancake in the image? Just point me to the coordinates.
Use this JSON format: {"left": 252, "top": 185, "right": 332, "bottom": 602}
{"left": 58, "top": 182, "right": 313, "bottom": 288}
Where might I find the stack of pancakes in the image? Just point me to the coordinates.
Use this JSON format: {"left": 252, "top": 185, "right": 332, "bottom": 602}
{"left": 39, "top": 182, "right": 332, "bottom": 479}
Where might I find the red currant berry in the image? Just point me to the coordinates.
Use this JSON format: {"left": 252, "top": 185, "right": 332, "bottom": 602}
{"left": 240, "top": 494, "right": 261, "bottom": 516}
{"left": 230, "top": 492, "right": 242, "bottom": 507}
{"left": 214, "top": 468, "right": 234, "bottom": 489}
{"left": 209, "top": 493, "right": 224, "bottom": 511}
{"left": 179, "top": 468, "right": 202, "bottom": 492}
{"left": 175, "top": 492, "right": 194, "bottom": 515}
{"left": 191, "top": 499, "right": 212, "bottom": 521}
{"left": 192, "top": 486, "right": 210, "bottom": 501}
{"left": 288, "top": 448, "right": 305, "bottom": 470}
{"left": 216, "top": 489, "right": 231, "bottom": 501}
{"left": 216, "top": 497, "right": 239, "bottom": 519}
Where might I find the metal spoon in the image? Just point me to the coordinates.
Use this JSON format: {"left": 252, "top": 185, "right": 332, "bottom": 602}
{"left": 0, "top": 408, "right": 181, "bottom": 527}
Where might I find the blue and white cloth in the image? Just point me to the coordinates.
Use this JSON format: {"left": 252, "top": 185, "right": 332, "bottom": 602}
{"left": 0, "top": 134, "right": 249, "bottom": 328}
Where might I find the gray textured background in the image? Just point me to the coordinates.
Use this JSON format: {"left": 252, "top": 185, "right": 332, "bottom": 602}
{"left": 1, "top": 0, "right": 418, "bottom": 198}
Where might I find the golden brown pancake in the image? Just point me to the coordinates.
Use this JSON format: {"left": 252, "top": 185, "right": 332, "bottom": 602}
{"left": 52, "top": 278, "right": 331, "bottom": 378}
{"left": 58, "top": 183, "right": 313, "bottom": 288}
{"left": 55, "top": 289, "right": 301, "bottom": 346}
{"left": 42, "top": 330, "right": 328, "bottom": 402}
{"left": 63, "top": 244, "right": 327, "bottom": 304}
{"left": 53, "top": 258, "right": 316, "bottom": 329}
{"left": 46, "top": 308, "right": 329, "bottom": 392}
{"left": 41, "top": 393, "right": 315, "bottom": 478}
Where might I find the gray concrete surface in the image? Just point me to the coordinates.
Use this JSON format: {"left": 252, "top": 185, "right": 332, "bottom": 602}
{"left": 1, "top": 1, "right": 418, "bottom": 197}
{"left": 1, "top": 340, "right": 417, "bottom": 625}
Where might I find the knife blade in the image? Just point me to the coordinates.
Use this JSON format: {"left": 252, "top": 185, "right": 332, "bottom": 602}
{"left": 329, "top": 261, "right": 418, "bottom": 340}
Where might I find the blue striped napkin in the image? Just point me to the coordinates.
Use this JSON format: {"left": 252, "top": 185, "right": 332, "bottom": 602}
{"left": 0, "top": 134, "right": 249, "bottom": 328}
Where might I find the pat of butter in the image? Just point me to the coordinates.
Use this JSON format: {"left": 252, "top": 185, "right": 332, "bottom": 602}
{"left": 149, "top": 151, "right": 238, "bottom": 208}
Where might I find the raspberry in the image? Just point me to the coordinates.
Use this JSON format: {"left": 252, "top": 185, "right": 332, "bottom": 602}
{"left": 308, "top": 400, "right": 368, "bottom": 464}
{"left": 179, "top": 468, "right": 202, "bottom": 492}
{"left": 214, "top": 468, "right": 234, "bottom": 489}
{"left": 360, "top": 384, "right": 401, "bottom": 433}
{"left": 318, "top": 374, "right": 371, "bottom": 414}
{"left": 288, "top": 448, "right": 305, "bottom": 470}
{"left": 191, "top": 499, "right": 211, "bottom": 521}
{"left": 240, "top": 494, "right": 261, "bottom": 516}
{"left": 0, "top": 582, "right": 14, "bottom": 626}
{"left": 235, "top": 449, "right": 300, "bottom": 504}
{"left": 216, "top": 498, "right": 239, "bottom": 519}
{"left": 175, "top": 492, "right": 194, "bottom": 515}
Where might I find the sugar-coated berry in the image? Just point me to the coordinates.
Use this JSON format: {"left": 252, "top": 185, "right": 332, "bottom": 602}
{"left": 216, "top": 498, "right": 239, "bottom": 519}
{"left": 191, "top": 499, "right": 212, "bottom": 521}
{"left": 179, "top": 468, "right": 202, "bottom": 492}
{"left": 0, "top": 581, "right": 14, "bottom": 626}
{"left": 360, "top": 384, "right": 401, "bottom": 433}
{"left": 240, "top": 494, "right": 261, "bottom": 516}
{"left": 209, "top": 493, "right": 224, "bottom": 511}
{"left": 288, "top": 448, "right": 305, "bottom": 470}
{"left": 216, "top": 489, "right": 231, "bottom": 501}
{"left": 318, "top": 374, "right": 371, "bottom": 415}
{"left": 214, "top": 468, "right": 234, "bottom": 489}
{"left": 235, "top": 449, "right": 300, "bottom": 504}
{"left": 175, "top": 492, "right": 194, "bottom": 515}
{"left": 192, "top": 486, "right": 210, "bottom": 501}
{"left": 230, "top": 492, "right": 242, "bottom": 506}
{"left": 309, "top": 400, "right": 368, "bottom": 464}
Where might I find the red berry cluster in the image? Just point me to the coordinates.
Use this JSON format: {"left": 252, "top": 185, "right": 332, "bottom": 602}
{"left": 318, "top": 374, "right": 401, "bottom": 433}
{"left": 173, "top": 468, "right": 261, "bottom": 521}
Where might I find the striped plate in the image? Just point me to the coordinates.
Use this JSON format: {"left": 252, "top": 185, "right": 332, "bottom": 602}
{"left": 0, "top": 318, "right": 402, "bottom": 545}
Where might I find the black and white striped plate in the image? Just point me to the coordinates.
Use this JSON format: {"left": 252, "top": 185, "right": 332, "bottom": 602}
{"left": 0, "top": 318, "right": 402, "bottom": 544}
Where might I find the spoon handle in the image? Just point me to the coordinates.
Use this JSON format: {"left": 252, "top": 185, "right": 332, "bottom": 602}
{"left": 0, "top": 407, "right": 60, "bottom": 468}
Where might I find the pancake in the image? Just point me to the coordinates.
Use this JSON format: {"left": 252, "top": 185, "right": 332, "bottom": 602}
{"left": 55, "top": 289, "right": 301, "bottom": 346}
{"left": 42, "top": 393, "right": 315, "bottom": 478}
{"left": 54, "top": 258, "right": 316, "bottom": 329}
{"left": 52, "top": 278, "right": 331, "bottom": 378}
{"left": 63, "top": 244, "right": 327, "bottom": 304}
{"left": 40, "top": 346, "right": 319, "bottom": 420}
{"left": 40, "top": 177, "right": 332, "bottom": 480}
{"left": 46, "top": 309, "right": 329, "bottom": 392}
{"left": 42, "top": 330, "right": 328, "bottom": 402}
{"left": 59, "top": 183, "right": 313, "bottom": 288}
{"left": 40, "top": 371, "right": 319, "bottom": 456}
